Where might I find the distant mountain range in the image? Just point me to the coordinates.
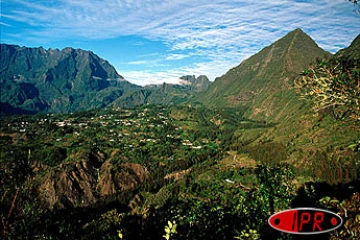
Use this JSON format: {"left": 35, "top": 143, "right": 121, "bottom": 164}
{"left": 1, "top": 29, "right": 358, "bottom": 116}
{"left": 106, "top": 75, "right": 211, "bottom": 109}
{"left": 0, "top": 45, "right": 210, "bottom": 114}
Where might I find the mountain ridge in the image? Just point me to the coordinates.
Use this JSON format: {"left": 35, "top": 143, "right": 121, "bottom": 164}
{"left": 335, "top": 33, "right": 360, "bottom": 61}
{"left": 0, "top": 44, "right": 141, "bottom": 114}
{"left": 109, "top": 75, "right": 211, "bottom": 108}
{"left": 2, "top": 29, "right": 357, "bottom": 116}
{"left": 0, "top": 44, "right": 211, "bottom": 114}
{"left": 196, "top": 28, "right": 332, "bottom": 121}
{"left": 145, "top": 75, "right": 211, "bottom": 92}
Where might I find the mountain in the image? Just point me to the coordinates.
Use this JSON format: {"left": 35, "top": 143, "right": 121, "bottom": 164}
{"left": 0, "top": 44, "right": 141, "bottom": 114}
{"left": 197, "top": 28, "right": 331, "bottom": 121}
{"left": 109, "top": 75, "right": 211, "bottom": 107}
{"left": 144, "top": 75, "right": 211, "bottom": 104}
{"left": 195, "top": 29, "right": 359, "bottom": 159}
{"left": 144, "top": 75, "right": 210, "bottom": 93}
{"left": 335, "top": 33, "right": 360, "bottom": 61}
{"left": 1, "top": 32, "right": 359, "bottom": 240}
{"left": 178, "top": 75, "right": 212, "bottom": 92}
{"left": 0, "top": 44, "right": 211, "bottom": 114}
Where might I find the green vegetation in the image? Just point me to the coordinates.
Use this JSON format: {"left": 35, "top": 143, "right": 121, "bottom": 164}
{"left": 196, "top": 29, "right": 331, "bottom": 121}
{"left": 1, "top": 104, "right": 359, "bottom": 239}
{"left": 1, "top": 30, "right": 359, "bottom": 239}
{"left": 0, "top": 44, "right": 211, "bottom": 115}
{"left": 296, "top": 57, "right": 359, "bottom": 121}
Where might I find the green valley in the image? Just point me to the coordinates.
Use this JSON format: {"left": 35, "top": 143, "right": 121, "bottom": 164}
{"left": 1, "top": 29, "right": 359, "bottom": 239}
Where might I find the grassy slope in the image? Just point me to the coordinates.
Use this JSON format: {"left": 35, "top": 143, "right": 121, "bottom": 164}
{"left": 194, "top": 29, "right": 359, "bottom": 183}
{"left": 197, "top": 29, "right": 331, "bottom": 119}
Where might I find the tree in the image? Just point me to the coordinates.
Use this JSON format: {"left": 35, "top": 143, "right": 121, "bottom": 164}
{"left": 0, "top": 148, "right": 35, "bottom": 239}
{"left": 295, "top": 57, "right": 359, "bottom": 121}
{"left": 254, "top": 163, "right": 295, "bottom": 215}
{"left": 349, "top": 0, "right": 360, "bottom": 14}
{"left": 295, "top": 55, "right": 360, "bottom": 152}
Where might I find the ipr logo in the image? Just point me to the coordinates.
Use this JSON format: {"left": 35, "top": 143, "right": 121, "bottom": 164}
{"left": 268, "top": 208, "right": 343, "bottom": 235}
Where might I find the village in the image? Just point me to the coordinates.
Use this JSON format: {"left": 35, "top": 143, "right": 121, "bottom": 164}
{"left": 0, "top": 106, "right": 221, "bottom": 168}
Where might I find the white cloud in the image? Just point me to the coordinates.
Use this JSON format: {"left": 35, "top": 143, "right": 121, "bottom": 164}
{"left": 0, "top": 21, "right": 12, "bottom": 27}
{"left": 166, "top": 54, "right": 188, "bottom": 61}
{"left": 2, "top": 0, "right": 359, "bottom": 85}
{"left": 128, "top": 60, "right": 149, "bottom": 65}
{"left": 121, "top": 70, "right": 185, "bottom": 86}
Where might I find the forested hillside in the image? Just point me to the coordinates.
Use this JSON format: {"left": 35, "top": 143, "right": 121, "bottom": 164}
{"left": 1, "top": 29, "right": 359, "bottom": 239}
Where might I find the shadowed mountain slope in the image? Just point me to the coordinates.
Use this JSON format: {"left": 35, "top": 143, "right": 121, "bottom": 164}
{"left": 0, "top": 44, "right": 141, "bottom": 114}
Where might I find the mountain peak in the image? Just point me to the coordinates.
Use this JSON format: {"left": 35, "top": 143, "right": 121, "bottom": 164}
{"left": 197, "top": 29, "right": 331, "bottom": 120}
{"left": 285, "top": 28, "right": 313, "bottom": 40}
{"left": 273, "top": 28, "right": 319, "bottom": 52}
{"left": 0, "top": 43, "right": 138, "bottom": 114}
{"left": 293, "top": 28, "right": 305, "bottom": 33}
{"left": 179, "top": 75, "right": 211, "bottom": 92}
{"left": 289, "top": 28, "right": 305, "bottom": 35}
{"left": 268, "top": 28, "right": 331, "bottom": 74}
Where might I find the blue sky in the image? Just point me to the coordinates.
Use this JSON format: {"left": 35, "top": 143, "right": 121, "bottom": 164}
{"left": 1, "top": 0, "right": 359, "bottom": 86}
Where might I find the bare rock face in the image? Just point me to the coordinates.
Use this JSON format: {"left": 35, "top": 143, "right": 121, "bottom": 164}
{"left": 97, "top": 161, "right": 148, "bottom": 196}
{"left": 38, "top": 160, "right": 97, "bottom": 209}
{"left": 37, "top": 155, "right": 149, "bottom": 209}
